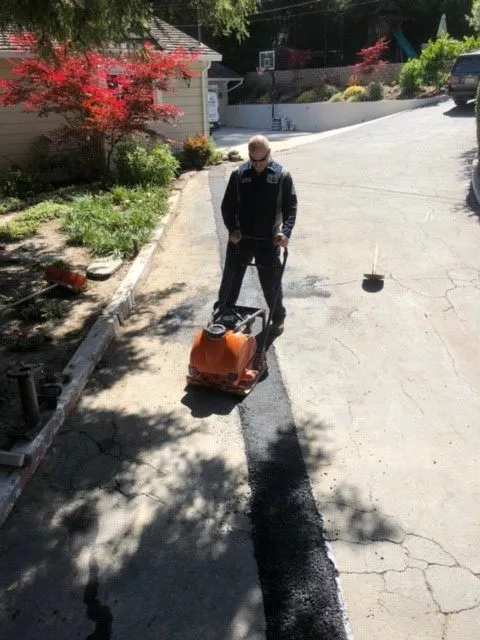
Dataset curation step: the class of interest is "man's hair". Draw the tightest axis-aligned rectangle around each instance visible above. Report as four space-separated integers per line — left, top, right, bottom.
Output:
248 135 270 154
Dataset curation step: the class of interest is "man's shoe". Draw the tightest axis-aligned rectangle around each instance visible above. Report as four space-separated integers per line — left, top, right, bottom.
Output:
270 320 285 336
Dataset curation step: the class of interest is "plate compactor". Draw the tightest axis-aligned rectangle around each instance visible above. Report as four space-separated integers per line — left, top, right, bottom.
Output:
187 243 288 396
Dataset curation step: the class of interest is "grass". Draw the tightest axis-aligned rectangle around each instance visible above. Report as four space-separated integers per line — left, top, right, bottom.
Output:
0 183 169 258
0 201 72 241
61 185 169 258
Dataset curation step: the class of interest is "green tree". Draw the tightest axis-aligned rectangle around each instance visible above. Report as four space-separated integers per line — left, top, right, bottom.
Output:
468 0 480 32
155 0 259 41
0 0 259 56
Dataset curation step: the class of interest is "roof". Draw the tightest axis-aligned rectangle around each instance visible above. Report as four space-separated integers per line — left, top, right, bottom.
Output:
0 18 222 60
147 17 220 59
208 62 242 80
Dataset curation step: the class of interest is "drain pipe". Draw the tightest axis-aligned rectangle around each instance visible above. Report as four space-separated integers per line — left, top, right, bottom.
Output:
202 61 211 136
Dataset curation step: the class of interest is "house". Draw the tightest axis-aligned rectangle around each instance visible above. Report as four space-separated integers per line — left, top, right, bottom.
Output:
0 18 221 171
207 62 243 127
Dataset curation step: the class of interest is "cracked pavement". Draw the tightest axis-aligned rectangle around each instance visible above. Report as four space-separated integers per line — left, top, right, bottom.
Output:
274 100 480 639
0 99 478 639
0 173 263 640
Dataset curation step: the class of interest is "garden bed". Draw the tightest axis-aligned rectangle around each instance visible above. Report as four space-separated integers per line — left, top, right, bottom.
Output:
0 183 171 450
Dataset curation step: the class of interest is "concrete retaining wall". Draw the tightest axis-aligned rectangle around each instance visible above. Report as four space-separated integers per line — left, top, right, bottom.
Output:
224 96 445 133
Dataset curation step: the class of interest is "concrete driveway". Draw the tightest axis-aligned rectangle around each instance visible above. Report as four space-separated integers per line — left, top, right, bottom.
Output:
0 99 478 640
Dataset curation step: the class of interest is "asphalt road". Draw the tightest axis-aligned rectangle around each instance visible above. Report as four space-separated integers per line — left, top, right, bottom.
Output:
270 99 480 640
0 99 478 640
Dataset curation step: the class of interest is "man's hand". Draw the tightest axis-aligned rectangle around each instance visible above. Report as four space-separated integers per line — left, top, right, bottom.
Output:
275 233 289 248
229 230 242 244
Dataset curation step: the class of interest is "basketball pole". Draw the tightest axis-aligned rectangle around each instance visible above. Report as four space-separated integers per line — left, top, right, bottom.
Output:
271 67 275 120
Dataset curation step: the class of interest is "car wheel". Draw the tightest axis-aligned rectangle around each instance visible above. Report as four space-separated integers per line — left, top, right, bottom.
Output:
454 98 467 107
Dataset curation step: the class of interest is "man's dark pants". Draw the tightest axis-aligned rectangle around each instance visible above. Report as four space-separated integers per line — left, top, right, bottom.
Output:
215 240 286 323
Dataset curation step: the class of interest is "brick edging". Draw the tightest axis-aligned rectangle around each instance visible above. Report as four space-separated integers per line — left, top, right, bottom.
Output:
0 172 194 527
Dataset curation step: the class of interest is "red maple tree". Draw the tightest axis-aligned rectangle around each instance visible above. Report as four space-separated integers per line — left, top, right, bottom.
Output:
350 37 390 79
0 34 198 172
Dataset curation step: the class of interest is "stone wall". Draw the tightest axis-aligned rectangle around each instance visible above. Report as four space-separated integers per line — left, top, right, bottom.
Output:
241 63 404 97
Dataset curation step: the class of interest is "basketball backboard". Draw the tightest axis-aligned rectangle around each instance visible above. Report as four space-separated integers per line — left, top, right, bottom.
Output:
259 50 275 71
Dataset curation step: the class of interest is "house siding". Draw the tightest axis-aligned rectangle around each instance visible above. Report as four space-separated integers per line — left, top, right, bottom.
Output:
0 58 211 171
150 61 210 142
0 59 64 170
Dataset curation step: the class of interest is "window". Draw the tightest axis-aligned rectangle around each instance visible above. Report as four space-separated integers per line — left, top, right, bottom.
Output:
453 57 480 74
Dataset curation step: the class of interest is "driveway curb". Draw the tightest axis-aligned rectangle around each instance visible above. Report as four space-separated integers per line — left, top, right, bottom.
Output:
0 172 194 527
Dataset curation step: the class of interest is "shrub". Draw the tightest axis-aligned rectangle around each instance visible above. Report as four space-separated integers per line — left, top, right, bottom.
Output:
347 74 361 87
399 59 423 98
0 166 44 199
342 85 366 101
350 37 390 79
420 35 462 88
278 93 296 104
296 89 317 103
181 134 212 170
207 140 225 165
346 92 367 102
329 92 344 102
257 92 271 104
367 81 384 101
115 141 179 187
29 130 105 184
419 35 480 89
0 197 22 215
324 84 340 100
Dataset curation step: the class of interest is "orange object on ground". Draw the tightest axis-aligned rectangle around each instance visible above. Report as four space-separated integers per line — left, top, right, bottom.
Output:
187 244 287 396
187 324 266 395
0 264 87 317
44 265 87 293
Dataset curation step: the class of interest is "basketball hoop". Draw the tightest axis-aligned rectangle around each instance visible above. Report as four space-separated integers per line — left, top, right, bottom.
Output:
256 66 266 76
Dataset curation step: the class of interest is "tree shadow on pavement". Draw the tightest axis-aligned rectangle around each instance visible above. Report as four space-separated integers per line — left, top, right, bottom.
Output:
319 485 404 544
0 388 407 640
0 400 264 640
293 419 404 545
0 286 406 640
236 412 402 639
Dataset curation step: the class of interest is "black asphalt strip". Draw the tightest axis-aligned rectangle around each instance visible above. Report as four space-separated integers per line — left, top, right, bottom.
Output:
209 166 350 640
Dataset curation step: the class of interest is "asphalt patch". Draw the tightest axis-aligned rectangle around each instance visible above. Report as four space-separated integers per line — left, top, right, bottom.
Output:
208 166 350 639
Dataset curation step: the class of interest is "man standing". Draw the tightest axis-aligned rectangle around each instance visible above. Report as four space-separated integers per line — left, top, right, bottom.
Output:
215 135 297 335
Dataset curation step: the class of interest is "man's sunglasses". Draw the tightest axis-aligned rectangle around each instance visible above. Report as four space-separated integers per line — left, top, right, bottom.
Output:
249 150 270 164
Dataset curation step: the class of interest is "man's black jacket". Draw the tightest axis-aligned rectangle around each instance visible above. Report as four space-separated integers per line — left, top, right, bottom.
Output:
221 160 297 239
